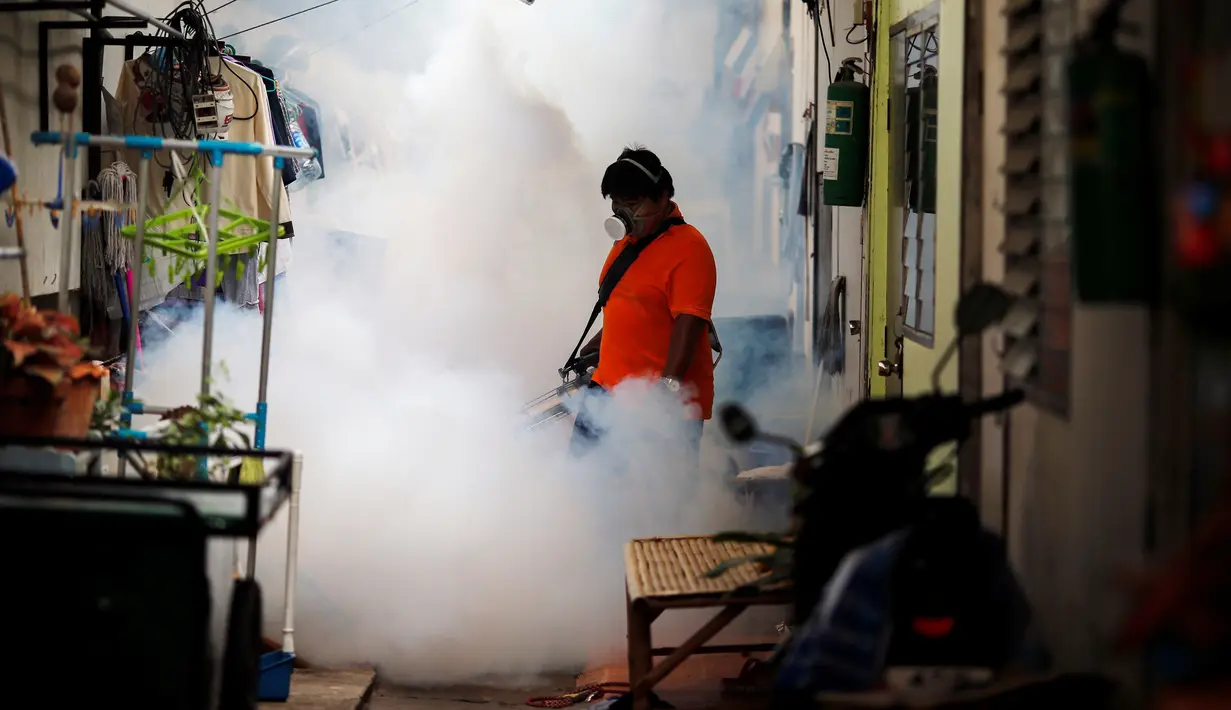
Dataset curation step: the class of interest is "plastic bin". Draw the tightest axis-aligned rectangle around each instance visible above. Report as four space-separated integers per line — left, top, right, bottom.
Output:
258 650 297 702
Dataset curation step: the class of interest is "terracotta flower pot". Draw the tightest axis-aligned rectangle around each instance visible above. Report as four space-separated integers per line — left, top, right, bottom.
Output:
0 374 101 439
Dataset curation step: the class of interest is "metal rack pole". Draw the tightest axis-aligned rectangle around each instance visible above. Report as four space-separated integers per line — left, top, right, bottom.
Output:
56 129 78 314
117 152 150 479
201 152 222 399
101 0 186 39
281 451 302 654
31 132 318 161
254 158 283 449
197 151 223 483
244 156 284 577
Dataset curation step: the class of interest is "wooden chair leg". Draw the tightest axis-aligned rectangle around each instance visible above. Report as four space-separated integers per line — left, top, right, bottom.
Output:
626 591 655 710
637 604 747 693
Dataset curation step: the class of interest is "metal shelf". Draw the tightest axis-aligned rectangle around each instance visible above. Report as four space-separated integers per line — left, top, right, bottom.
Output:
0 436 296 537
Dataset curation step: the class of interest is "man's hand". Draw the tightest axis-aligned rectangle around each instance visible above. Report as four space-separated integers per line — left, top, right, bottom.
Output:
579 329 602 357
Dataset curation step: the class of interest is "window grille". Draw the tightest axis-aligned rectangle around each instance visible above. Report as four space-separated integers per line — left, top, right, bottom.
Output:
898 22 940 342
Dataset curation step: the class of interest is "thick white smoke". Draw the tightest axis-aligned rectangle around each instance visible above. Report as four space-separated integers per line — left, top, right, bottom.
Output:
123 0 810 684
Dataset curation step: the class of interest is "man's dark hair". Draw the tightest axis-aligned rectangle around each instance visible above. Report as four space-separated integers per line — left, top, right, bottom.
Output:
600 145 675 201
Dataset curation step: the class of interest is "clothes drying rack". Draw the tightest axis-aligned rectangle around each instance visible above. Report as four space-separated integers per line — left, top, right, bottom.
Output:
27 128 317 661
30 130 314 454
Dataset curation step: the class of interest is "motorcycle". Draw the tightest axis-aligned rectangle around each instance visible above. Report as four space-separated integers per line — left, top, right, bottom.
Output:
716 282 1032 698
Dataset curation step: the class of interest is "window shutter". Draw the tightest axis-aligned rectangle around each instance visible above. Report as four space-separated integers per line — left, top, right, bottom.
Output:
1000 0 1073 413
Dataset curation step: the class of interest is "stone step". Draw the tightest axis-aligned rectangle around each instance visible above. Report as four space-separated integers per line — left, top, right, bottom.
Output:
258 667 376 710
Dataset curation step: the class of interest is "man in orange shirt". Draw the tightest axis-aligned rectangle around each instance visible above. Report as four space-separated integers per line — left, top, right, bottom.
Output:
569 146 718 458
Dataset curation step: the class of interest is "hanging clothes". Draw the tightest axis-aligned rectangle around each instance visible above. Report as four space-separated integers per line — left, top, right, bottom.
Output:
297 103 324 179
242 61 299 186
282 86 326 189
114 54 296 307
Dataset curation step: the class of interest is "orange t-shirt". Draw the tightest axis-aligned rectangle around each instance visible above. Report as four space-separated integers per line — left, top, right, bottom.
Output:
590 205 717 420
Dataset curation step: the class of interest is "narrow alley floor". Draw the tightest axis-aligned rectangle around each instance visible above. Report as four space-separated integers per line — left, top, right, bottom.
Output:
368 680 761 710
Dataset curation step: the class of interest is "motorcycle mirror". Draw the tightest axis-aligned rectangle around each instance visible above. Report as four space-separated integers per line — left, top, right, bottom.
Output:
719 403 759 444
954 282 1015 337
930 283 1016 392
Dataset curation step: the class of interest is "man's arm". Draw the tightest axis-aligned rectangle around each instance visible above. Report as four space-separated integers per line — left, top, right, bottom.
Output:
663 316 708 380
662 236 718 381
580 330 602 356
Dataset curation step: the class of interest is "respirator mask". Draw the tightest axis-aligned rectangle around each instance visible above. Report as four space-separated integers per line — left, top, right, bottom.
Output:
603 157 663 240
603 209 636 241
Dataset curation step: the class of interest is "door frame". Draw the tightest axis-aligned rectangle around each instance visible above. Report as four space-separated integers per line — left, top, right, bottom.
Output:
881 2 942 397
957 0 985 501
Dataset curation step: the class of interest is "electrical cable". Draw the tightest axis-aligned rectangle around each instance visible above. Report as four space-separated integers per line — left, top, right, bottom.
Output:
135 1 223 178
218 0 343 41
826 0 837 59
303 0 424 59
207 0 242 14
846 24 868 45
221 60 259 121
809 3 832 85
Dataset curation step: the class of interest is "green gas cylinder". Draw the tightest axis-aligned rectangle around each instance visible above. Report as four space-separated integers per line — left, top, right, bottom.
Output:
823 58 871 207
1069 38 1156 304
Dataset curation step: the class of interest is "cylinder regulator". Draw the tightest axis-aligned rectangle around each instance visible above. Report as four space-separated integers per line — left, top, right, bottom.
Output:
823 58 871 208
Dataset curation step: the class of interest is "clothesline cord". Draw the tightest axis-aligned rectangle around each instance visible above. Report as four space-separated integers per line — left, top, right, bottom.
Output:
219 0 342 40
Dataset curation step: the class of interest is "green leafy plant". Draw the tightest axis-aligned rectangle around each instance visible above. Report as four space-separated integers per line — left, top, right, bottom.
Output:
704 531 795 591
155 391 252 481
90 388 124 436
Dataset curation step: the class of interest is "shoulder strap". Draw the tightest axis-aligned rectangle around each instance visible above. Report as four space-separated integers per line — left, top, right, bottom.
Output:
598 216 684 307
560 217 685 378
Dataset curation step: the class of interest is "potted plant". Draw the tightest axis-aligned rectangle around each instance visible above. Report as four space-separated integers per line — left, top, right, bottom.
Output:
0 293 106 438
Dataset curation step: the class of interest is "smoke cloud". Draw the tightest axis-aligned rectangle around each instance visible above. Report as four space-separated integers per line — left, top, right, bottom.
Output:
122 0 817 684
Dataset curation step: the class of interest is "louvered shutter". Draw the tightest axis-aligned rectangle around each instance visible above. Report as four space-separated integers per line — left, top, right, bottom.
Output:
1001 0 1073 412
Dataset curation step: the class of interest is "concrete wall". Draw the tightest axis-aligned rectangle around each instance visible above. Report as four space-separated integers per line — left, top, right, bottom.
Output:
786 0 868 408
979 0 1156 679
789 2 818 363
0 9 88 297
828 0 868 409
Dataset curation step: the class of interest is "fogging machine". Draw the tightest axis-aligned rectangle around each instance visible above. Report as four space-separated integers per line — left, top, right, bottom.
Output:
521 350 598 431
520 215 725 431
519 217 689 432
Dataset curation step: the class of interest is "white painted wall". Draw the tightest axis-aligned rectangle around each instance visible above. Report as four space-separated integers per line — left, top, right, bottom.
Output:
789 1 817 362
818 0 867 407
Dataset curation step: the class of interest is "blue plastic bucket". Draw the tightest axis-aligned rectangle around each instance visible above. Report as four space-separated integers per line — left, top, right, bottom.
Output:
257 650 296 702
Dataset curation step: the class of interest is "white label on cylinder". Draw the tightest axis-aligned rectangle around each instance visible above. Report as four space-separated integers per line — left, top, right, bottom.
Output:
822 146 840 181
